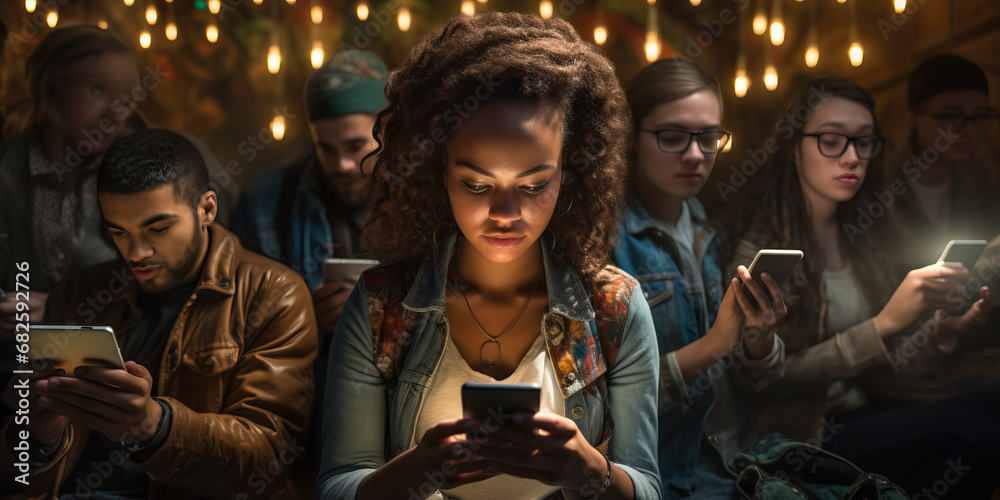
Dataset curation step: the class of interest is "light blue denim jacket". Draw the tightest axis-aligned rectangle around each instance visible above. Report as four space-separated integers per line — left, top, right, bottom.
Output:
614 198 784 498
316 234 661 499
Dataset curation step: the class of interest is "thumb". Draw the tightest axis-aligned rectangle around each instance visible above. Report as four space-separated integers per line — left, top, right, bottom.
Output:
125 360 152 381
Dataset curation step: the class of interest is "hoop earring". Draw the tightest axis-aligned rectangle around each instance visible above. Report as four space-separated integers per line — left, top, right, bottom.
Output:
545 227 556 253
432 223 447 251
560 195 574 217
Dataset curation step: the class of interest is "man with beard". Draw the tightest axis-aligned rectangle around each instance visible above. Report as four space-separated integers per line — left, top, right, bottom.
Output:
2 129 317 498
232 51 387 341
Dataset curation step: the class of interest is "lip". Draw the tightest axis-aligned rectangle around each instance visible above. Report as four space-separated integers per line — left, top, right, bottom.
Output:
676 173 704 182
482 235 525 250
836 174 859 185
132 266 160 281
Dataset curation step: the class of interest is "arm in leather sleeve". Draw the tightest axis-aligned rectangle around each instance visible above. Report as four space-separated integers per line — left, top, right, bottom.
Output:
130 270 318 499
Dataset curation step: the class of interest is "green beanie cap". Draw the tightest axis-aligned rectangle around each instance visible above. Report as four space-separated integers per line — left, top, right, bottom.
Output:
304 50 388 121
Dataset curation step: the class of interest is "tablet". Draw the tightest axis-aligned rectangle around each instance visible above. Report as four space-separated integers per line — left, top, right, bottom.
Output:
462 382 540 423
27 325 126 374
322 258 380 287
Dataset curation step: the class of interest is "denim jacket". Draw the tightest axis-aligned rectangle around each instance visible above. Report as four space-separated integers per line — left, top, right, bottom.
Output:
231 155 363 290
316 233 661 500
614 198 783 498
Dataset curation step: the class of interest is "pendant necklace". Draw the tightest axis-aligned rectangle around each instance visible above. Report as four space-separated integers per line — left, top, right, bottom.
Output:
462 271 543 369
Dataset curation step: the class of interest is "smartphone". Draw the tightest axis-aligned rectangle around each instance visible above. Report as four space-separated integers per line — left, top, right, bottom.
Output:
937 240 988 313
321 258 380 288
461 382 540 423
27 325 126 374
936 240 988 270
741 249 804 308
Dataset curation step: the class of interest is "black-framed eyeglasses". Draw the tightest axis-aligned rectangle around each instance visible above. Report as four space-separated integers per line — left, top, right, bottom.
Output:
801 132 884 160
642 129 732 154
920 108 999 131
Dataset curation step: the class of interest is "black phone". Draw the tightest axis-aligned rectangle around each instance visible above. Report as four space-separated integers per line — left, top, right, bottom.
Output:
937 240 988 313
740 249 803 309
461 382 540 423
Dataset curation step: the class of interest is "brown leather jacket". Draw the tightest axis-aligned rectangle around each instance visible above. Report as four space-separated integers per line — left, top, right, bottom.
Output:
3 224 318 499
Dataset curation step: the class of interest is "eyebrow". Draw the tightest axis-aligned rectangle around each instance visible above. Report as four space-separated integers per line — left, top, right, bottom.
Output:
650 122 721 131
814 121 874 131
104 214 178 230
456 161 556 178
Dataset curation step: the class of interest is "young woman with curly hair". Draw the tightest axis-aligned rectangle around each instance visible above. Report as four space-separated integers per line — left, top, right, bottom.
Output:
614 58 788 499
720 76 998 497
316 11 660 500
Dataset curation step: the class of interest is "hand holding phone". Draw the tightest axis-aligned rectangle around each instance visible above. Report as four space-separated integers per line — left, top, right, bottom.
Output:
27 325 125 374
461 382 540 423
740 249 803 309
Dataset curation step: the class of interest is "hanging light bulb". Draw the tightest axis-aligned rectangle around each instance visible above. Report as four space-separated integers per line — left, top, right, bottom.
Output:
139 30 151 48
836 0 846 3
461 0 475 15
98 20 109 29
146 5 158 24
208 0 220 14
769 0 783 45
271 114 286 141
311 5 323 24
206 24 219 43
734 69 749 98
25 0 36 14
691 0 701 5
124 0 134 6
770 19 784 45
894 0 906 13
477 0 487 3
166 22 178 41
287 0 296 5
252 0 263 4
594 25 607 45
46 9 57 27
752 4 767 35
764 65 778 91
357 2 369 20
397 8 411 31
644 32 659 62
849 43 864 66
539 1 553 19
267 44 281 73
311 41 324 69
722 136 732 152
805 45 819 67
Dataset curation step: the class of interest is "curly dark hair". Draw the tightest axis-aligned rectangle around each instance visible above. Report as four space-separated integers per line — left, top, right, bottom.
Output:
361 11 631 282
719 77 904 353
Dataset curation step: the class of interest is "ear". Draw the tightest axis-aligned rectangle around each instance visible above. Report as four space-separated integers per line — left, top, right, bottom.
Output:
197 190 218 228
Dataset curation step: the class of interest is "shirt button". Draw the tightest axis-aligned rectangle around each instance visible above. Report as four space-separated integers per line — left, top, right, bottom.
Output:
217 278 231 288
571 406 584 419
565 372 576 383
708 435 718 444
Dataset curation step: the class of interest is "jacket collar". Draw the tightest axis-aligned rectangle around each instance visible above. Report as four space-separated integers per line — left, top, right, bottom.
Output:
402 232 595 322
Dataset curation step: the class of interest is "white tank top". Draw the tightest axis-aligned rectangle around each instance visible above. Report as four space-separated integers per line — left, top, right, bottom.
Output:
412 332 566 500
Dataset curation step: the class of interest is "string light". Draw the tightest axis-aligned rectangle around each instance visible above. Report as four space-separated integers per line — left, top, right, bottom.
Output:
836 0 846 3
722 137 732 152
206 23 219 43
805 1 818 68
98 20 109 29
461 1 475 15
894 0 906 13
691 0 701 5
25 0 35 13
46 9 57 27
124 0 134 6
311 5 323 24
735 69 749 98
166 22 178 41
644 2 659 62
397 8 411 31
849 43 864 66
540 1 553 19
357 2 369 20
287 0 296 5
146 5 158 24
764 65 778 91
594 25 607 45
848 0 863 66
271 114 286 141
208 0 220 14
140 30 151 48
311 41 324 69
252 0 263 5
769 0 783 45
805 46 819 68
477 0 487 3
752 0 767 35
267 44 281 73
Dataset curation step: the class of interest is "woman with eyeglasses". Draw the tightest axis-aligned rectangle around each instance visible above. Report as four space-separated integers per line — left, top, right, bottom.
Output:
613 59 788 499
720 76 1000 497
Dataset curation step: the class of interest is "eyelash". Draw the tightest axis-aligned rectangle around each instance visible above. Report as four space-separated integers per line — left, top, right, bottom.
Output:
461 181 549 195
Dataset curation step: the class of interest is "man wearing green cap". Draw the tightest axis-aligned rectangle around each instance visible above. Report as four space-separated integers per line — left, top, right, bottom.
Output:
232 51 387 341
